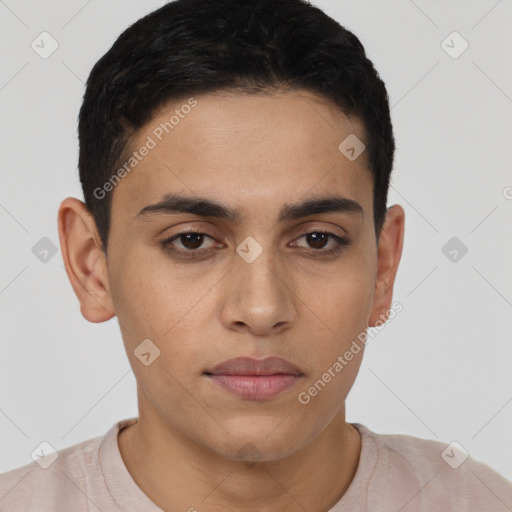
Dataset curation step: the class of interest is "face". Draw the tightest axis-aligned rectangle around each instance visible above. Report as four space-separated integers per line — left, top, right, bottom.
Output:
60 89 404 462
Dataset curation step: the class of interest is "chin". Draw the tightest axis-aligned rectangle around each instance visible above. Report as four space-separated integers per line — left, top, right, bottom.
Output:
205 421 310 463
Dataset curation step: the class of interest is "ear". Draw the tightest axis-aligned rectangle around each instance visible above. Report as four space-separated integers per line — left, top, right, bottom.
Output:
57 197 115 323
368 204 405 326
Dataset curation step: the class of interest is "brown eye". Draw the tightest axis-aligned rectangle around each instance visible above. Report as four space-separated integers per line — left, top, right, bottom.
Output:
292 230 350 257
178 233 206 250
161 231 219 257
305 232 329 249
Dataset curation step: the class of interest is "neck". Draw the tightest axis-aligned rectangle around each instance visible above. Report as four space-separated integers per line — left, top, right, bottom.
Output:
118 404 361 512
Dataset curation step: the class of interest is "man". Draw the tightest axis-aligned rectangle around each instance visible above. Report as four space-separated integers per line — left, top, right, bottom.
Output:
1 0 510 510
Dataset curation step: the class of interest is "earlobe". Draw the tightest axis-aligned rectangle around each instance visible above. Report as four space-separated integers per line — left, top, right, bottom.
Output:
368 204 405 327
57 197 116 323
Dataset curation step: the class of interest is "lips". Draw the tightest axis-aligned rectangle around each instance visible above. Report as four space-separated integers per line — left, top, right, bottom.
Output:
204 357 304 400
205 356 304 376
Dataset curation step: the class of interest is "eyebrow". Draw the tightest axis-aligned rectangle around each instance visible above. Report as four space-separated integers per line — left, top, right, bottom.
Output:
134 193 364 223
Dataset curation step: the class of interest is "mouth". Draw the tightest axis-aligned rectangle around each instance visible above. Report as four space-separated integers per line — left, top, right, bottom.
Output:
204 356 304 400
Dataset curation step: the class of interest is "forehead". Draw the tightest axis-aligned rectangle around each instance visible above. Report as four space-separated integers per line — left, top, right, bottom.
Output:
110 90 372 224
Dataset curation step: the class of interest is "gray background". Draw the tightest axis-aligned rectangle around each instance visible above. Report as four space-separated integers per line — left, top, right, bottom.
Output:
1 0 511 482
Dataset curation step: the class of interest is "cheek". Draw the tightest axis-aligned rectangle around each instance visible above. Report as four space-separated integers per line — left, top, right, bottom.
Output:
106 241 163 391
294 256 374 379
107 246 218 367
302 261 374 336
106 245 178 342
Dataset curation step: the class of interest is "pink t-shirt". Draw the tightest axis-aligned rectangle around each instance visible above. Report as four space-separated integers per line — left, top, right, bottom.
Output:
1 417 511 511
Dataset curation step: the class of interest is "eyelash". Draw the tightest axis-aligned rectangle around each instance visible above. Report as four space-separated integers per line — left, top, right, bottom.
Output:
160 230 350 259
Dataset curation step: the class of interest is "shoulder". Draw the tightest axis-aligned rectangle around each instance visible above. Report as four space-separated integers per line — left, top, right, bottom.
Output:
0 431 105 511
355 424 512 511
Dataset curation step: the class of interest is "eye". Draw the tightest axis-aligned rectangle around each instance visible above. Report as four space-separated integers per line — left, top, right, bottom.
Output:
292 230 350 257
160 229 350 259
161 231 220 257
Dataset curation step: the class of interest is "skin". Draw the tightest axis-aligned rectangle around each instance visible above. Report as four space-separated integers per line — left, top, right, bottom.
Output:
58 89 405 512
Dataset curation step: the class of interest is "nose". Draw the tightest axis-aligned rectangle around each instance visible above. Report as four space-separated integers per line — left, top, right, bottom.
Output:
220 243 297 337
